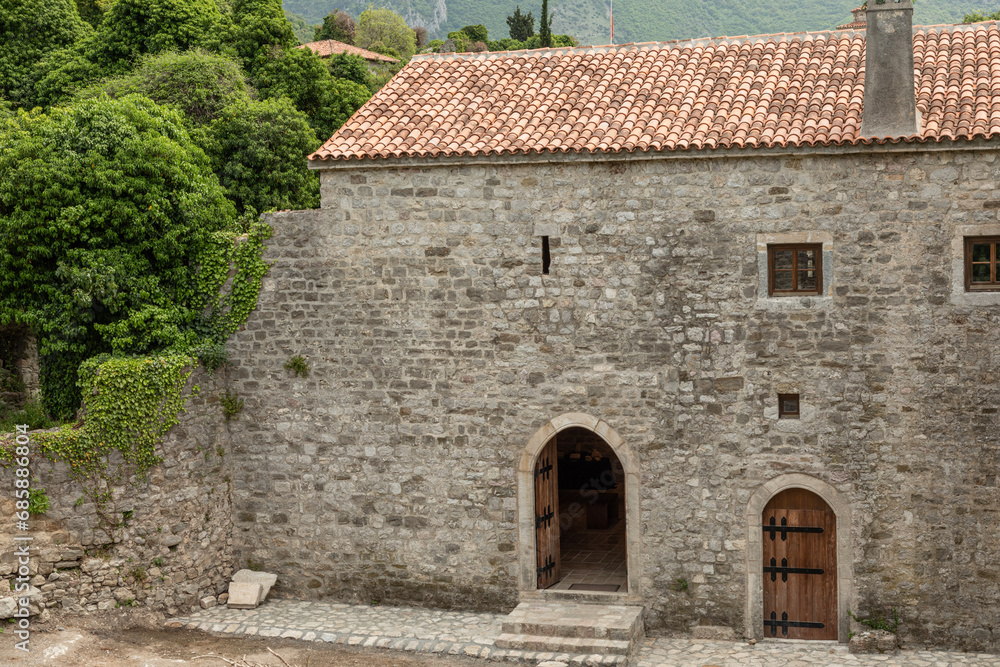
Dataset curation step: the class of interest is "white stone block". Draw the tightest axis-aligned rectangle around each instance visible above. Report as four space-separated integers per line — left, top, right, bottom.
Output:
227 582 263 609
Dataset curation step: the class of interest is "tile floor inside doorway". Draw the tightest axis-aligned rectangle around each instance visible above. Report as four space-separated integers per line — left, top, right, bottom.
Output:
546 492 627 591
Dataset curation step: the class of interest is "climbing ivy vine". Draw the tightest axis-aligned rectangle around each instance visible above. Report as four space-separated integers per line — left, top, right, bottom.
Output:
1 221 273 541
31 354 194 542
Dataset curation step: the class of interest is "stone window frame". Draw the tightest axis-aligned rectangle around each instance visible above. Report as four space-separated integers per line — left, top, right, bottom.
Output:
756 232 834 308
951 224 1000 306
964 236 1000 292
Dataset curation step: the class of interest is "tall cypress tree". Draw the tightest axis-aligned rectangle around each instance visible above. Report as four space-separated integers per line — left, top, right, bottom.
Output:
539 0 552 47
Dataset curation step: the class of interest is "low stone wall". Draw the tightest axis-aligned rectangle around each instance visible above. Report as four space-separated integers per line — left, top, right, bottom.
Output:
0 368 234 617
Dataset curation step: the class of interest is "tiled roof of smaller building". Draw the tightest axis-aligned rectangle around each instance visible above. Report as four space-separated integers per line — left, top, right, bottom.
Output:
297 39 398 63
837 6 867 30
310 22 1000 163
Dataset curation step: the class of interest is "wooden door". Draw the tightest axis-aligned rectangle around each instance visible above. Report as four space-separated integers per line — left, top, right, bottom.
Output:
762 489 837 640
534 437 560 589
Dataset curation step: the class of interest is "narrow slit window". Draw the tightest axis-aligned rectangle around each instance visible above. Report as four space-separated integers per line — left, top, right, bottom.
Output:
778 393 800 419
542 236 551 275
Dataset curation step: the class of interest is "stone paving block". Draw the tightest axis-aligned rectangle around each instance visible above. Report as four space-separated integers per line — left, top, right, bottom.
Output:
226 582 262 609
691 625 735 640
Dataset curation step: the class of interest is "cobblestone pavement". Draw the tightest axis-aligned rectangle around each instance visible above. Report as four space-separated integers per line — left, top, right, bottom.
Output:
634 638 1000 666
169 601 1000 666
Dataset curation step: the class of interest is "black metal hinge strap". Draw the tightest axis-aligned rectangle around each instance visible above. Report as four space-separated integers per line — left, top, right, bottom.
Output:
764 557 824 582
536 555 555 577
766 611 825 637
763 515 824 541
535 459 553 480
535 505 554 529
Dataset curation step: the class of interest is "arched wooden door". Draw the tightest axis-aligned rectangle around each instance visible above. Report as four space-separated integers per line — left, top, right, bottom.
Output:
762 489 837 640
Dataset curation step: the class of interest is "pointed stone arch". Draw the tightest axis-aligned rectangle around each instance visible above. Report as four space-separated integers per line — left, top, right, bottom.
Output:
517 413 642 598
745 473 855 642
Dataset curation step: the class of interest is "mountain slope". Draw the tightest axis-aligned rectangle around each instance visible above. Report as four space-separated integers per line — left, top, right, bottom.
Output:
284 0 996 46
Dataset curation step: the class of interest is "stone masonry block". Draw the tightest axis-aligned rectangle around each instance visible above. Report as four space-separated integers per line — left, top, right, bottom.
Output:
227 582 262 609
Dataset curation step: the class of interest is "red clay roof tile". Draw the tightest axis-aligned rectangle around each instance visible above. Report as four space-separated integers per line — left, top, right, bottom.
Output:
296 39 398 63
311 23 1000 163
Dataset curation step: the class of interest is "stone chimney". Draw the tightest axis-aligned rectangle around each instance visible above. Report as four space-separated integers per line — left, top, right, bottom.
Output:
860 0 919 138
837 6 867 29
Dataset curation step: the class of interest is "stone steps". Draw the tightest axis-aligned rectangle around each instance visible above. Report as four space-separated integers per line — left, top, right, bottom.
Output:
496 632 632 655
496 601 644 661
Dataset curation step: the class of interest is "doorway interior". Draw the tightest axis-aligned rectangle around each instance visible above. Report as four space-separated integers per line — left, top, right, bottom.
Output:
535 427 627 592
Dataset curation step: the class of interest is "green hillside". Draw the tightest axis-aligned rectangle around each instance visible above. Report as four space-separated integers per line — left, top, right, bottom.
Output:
284 0 996 46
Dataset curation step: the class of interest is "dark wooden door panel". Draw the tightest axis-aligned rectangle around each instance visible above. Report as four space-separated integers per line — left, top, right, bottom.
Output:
535 438 560 589
763 495 837 640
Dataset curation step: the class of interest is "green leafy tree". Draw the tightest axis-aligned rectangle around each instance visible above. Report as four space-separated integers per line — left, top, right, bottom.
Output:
25 47 102 109
75 0 115 28
965 10 1000 21
445 31 471 53
89 0 223 71
314 9 355 43
77 50 253 126
251 46 369 142
355 7 415 62
506 5 535 41
26 0 225 109
327 52 371 88
460 24 488 42
0 0 91 105
205 97 319 214
0 95 238 416
539 0 553 48
229 0 297 69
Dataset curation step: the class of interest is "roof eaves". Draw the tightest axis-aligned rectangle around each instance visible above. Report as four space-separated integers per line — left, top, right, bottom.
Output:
308 134 1000 170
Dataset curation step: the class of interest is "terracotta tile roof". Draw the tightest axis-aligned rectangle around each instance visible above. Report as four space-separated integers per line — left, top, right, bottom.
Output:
297 39 398 63
310 22 1000 163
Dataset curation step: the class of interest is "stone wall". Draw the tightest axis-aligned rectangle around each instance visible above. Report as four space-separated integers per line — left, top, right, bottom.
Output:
226 148 1000 651
0 369 235 616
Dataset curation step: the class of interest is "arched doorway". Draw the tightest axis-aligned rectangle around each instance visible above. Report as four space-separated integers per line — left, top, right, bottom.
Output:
762 489 837 639
745 474 854 641
517 413 641 597
535 427 626 591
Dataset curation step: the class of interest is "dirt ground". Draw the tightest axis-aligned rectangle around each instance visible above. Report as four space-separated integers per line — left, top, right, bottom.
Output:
0 609 487 667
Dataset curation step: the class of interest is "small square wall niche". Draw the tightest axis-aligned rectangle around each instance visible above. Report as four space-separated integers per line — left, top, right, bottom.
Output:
778 393 800 419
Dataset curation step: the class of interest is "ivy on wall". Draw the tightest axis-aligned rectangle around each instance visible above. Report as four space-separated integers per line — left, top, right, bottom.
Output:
33 354 194 541
1 220 273 540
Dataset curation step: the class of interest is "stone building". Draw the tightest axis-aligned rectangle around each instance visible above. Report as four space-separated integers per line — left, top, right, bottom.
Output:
225 2 1000 651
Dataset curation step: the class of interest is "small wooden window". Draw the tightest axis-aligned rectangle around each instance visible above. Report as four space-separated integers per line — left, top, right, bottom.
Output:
965 236 1000 291
542 236 551 275
767 244 822 296
778 393 800 419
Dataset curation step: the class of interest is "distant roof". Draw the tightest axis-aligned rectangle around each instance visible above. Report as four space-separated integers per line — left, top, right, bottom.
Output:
297 39 398 63
837 6 867 30
310 22 1000 164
